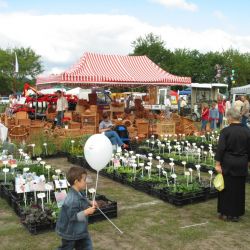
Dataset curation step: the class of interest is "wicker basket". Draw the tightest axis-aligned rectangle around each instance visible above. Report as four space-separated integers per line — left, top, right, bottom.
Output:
9 125 29 142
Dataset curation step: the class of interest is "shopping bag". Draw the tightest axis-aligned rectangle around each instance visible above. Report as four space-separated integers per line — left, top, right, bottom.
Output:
213 173 224 191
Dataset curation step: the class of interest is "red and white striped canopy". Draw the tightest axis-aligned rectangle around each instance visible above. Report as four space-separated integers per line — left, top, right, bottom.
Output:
36 52 191 87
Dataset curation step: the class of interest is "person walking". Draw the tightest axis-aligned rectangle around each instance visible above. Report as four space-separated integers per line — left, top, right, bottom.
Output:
215 108 250 222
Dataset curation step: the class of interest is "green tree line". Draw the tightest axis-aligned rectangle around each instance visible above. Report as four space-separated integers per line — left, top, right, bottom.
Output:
131 33 250 90
0 47 43 95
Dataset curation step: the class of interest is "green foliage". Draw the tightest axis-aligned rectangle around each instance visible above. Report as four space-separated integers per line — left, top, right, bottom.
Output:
27 133 57 156
131 33 250 87
62 134 91 156
0 47 43 94
169 181 202 194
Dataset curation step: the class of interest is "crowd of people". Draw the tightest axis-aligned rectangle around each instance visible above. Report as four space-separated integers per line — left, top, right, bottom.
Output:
201 95 249 131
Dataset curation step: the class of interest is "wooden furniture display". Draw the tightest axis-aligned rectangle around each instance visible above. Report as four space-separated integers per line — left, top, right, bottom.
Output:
81 114 97 134
15 111 28 120
17 119 31 126
69 122 81 129
181 117 197 135
110 103 125 119
156 122 175 136
137 121 149 138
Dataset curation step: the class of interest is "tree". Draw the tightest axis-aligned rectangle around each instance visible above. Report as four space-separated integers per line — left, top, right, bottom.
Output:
130 33 250 87
131 33 173 70
0 47 43 94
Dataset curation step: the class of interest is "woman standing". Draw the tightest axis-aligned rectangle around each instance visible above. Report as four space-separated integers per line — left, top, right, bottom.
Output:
215 108 250 222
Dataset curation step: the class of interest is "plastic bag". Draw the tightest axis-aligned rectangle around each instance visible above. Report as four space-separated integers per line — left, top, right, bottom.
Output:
213 173 224 191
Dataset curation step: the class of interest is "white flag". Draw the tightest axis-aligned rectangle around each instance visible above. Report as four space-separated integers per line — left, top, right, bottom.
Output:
15 52 19 73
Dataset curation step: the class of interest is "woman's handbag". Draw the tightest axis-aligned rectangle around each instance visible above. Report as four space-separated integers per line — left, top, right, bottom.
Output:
213 173 224 191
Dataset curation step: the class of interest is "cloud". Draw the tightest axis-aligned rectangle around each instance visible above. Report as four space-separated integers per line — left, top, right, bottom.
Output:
0 12 250 74
0 0 8 8
151 0 198 12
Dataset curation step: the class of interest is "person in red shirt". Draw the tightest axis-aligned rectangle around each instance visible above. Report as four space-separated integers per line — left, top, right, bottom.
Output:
201 103 209 132
217 96 225 128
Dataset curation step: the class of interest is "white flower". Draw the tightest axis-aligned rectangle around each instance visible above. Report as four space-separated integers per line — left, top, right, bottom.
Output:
88 188 96 194
195 165 201 170
45 165 51 170
23 167 29 172
171 173 177 179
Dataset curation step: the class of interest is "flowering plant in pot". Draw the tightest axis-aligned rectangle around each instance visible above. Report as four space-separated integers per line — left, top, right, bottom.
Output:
62 117 71 129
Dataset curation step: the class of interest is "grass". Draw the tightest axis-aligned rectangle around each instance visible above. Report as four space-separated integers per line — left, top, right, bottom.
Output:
0 157 250 250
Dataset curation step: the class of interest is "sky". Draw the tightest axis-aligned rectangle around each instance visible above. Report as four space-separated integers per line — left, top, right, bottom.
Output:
0 0 250 75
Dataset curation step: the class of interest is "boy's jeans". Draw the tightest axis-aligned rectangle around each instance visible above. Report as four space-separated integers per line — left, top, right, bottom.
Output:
58 236 93 250
210 119 217 130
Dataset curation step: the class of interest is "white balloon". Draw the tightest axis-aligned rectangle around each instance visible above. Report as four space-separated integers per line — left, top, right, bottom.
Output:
84 134 113 172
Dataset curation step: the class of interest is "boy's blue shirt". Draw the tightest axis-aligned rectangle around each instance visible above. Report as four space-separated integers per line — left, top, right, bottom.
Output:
209 108 219 119
56 187 90 240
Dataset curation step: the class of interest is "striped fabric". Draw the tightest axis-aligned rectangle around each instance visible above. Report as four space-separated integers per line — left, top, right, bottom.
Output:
36 52 191 87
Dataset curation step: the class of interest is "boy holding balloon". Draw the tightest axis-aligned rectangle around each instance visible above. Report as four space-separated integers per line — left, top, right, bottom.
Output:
56 167 96 250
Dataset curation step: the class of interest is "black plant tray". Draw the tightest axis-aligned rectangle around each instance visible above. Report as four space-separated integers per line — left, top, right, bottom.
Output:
23 221 56 235
89 195 117 224
67 156 219 206
0 182 118 234
31 152 68 161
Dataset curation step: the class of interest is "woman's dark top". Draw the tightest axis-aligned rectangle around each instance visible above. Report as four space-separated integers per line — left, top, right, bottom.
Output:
215 123 250 176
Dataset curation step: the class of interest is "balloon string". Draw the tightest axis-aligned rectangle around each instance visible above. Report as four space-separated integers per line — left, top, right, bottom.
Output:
97 206 123 234
93 171 99 204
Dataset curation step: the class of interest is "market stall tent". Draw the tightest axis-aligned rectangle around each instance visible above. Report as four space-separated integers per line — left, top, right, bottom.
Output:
36 52 191 88
231 84 250 95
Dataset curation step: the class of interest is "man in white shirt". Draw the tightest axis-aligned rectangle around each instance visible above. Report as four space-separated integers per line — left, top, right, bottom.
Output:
164 96 171 119
180 97 187 116
56 90 68 127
